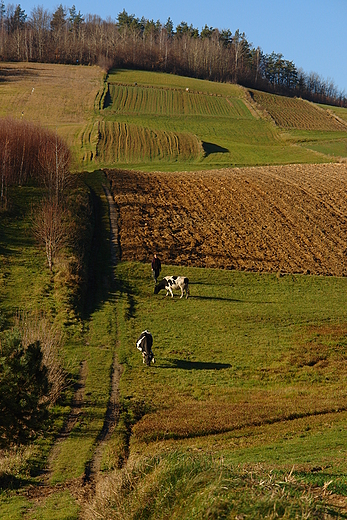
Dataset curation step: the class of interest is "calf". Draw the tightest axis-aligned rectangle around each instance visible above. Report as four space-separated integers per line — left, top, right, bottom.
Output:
136 330 155 366
154 276 189 299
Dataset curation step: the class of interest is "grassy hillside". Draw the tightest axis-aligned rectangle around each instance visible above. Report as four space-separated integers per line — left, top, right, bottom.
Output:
86 260 347 518
100 70 347 170
0 63 103 169
1 174 347 518
0 174 117 518
1 63 347 171
1 63 347 518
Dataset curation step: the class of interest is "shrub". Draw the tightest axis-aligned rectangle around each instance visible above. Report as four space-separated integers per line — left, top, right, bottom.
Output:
0 330 49 447
17 313 70 405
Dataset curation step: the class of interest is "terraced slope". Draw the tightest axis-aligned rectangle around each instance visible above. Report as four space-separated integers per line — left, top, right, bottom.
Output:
100 70 331 169
105 84 252 118
107 163 347 276
96 121 203 163
251 90 347 130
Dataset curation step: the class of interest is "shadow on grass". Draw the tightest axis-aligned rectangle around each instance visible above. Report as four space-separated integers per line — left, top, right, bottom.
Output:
192 294 275 304
202 142 229 156
114 276 138 319
0 67 39 83
192 295 242 303
0 474 33 491
162 359 231 370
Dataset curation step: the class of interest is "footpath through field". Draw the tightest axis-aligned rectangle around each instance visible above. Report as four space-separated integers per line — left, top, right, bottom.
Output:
18 178 122 518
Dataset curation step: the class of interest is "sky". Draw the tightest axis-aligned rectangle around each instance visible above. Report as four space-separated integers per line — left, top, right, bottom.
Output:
20 0 347 93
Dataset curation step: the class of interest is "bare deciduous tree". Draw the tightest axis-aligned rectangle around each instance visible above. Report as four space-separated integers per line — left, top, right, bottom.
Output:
38 133 71 203
32 198 67 271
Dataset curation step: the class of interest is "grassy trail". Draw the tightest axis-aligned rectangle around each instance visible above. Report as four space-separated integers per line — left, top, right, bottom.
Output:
0 173 121 519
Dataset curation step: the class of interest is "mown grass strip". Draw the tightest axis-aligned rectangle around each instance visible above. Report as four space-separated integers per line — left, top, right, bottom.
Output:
106 84 252 118
251 89 347 131
0 63 338 171
94 121 202 164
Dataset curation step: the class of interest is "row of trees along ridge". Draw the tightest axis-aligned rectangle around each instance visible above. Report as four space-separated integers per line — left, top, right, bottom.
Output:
0 4 346 107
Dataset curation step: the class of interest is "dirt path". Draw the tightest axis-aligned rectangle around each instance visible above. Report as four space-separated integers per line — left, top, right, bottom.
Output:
84 354 122 479
47 360 88 471
80 185 123 509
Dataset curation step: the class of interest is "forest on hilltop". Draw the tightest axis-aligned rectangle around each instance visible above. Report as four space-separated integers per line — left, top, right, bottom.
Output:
0 4 346 107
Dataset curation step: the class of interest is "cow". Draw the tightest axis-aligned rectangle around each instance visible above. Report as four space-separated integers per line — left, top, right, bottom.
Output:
154 276 189 299
136 330 155 366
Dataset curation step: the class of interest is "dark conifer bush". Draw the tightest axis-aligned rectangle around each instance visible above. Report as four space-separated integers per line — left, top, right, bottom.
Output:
0 331 49 447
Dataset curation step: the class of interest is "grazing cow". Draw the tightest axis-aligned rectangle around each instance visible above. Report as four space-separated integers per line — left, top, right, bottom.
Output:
154 276 189 299
136 330 155 366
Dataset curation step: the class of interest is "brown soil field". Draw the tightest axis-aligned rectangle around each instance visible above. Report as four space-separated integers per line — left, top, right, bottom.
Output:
106 163 347 276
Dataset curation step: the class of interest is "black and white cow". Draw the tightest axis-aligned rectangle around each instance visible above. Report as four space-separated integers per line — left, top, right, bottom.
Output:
136 330 155 366
154 276 189 299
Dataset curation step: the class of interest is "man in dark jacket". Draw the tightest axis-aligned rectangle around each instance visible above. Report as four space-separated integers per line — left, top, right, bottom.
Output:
151 253 161 283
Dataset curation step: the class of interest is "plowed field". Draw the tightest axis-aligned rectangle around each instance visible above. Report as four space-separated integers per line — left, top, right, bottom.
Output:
107 163 347 276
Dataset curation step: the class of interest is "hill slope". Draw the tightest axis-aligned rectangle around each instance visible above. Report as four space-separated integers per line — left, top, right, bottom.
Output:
1 63 347 171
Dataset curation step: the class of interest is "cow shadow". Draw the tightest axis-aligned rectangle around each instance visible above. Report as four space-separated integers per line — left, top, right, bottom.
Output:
192 295 242 303
162 359 231 370
191 295 275 304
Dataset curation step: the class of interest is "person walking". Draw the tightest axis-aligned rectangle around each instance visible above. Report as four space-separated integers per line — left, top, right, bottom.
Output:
151 253 161 283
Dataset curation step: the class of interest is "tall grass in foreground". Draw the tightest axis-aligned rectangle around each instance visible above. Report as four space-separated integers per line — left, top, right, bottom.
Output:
88 451 342 519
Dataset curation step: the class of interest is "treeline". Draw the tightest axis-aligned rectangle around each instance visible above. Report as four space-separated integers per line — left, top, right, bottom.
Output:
0 4 346 106
0 118 95 309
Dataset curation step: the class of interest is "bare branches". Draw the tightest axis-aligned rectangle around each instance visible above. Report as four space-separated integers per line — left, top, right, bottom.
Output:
38 132 71 203
0 118 71 198
0 7 345 106
32 198 68 271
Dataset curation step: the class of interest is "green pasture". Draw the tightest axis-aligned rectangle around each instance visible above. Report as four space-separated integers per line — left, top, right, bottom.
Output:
1 179 347 517
92 260 347 518
286 129 347 158
91 69 331 170
114 262 347 444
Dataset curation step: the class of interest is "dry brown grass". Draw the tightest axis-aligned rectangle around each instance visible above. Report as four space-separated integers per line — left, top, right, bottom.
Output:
0 63 103 164
132 389 347 442
16 312 69 404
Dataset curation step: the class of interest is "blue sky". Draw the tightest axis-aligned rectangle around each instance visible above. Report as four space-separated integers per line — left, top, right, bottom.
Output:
20 0 347 93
